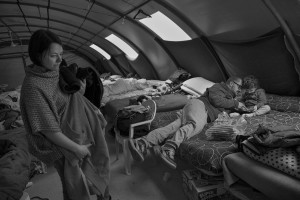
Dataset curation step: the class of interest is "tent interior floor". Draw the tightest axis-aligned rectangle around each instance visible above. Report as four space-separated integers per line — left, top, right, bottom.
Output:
25 130 188 200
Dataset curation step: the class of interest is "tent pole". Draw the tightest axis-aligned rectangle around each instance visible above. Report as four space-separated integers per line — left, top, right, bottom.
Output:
261 0 300 74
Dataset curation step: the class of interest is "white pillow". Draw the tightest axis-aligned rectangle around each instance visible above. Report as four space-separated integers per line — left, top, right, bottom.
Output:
180 85 201 97
181 77 215 96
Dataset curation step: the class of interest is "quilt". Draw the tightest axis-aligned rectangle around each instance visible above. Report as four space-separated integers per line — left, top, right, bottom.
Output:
178 93 300 176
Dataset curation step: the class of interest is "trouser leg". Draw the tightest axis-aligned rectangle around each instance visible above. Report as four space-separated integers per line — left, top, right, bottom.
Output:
255 105 271 116
142 116 182 148
170 99 207 147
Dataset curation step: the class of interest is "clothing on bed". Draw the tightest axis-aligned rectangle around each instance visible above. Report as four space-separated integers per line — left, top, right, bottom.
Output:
242 124 300 155
101 78 167 106
0 90 23 130
0 128 31 200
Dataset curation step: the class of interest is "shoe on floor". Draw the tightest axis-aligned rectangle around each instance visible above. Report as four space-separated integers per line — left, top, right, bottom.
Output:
160 146 177 169
128 138 147 162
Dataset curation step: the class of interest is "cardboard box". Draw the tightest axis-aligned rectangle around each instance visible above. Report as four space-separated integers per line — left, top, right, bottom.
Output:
182 169 228 200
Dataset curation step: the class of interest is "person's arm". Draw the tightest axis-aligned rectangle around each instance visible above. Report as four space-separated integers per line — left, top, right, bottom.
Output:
42 131 91 160
255 89 268 108
208 85 240 109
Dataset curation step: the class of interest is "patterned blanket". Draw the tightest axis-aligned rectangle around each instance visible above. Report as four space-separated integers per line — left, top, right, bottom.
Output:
151 93 300 176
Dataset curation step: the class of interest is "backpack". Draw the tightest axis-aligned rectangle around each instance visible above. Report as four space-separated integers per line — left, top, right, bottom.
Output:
115 105 150 137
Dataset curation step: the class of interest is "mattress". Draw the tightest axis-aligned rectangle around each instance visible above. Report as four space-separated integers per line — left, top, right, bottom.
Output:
222 152 300 200
178 109 300 176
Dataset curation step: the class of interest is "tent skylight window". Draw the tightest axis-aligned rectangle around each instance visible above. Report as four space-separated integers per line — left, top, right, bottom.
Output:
105 34 138 60
90 44 111 60
139 11 191 41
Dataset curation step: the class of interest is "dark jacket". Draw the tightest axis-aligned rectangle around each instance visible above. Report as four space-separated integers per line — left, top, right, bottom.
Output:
242 88 267 108
198 82 239 122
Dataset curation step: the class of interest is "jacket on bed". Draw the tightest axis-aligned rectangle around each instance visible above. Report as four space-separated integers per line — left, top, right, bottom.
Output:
198 82 239 122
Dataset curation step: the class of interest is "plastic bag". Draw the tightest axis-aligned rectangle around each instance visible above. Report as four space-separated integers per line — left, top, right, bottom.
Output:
205 112 247 141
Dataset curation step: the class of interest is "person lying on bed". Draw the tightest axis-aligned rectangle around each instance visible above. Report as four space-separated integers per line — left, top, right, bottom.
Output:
20 29 110 200
128 76 246 169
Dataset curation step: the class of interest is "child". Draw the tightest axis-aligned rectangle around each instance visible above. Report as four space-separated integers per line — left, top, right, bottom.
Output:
240 75 271 117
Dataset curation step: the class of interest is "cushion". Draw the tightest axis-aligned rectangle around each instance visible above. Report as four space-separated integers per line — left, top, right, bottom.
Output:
181 77 215 96
180 85 201 97
267 93 300 113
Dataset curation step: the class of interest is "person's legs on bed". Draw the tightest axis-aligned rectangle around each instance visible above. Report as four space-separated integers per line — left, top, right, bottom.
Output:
254 105 271 116
243 105 271 117
129 115 182 162
160 99 208 169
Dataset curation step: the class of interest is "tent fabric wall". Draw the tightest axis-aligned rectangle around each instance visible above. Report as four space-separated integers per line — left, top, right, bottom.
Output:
0 57 25 89
112 55 136 76
161 38 225 83
96 58 123 76
129 54 158 80
209 29 300 96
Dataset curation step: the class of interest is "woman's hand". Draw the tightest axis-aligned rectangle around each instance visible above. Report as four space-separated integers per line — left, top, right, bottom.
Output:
253 105 258 111
74 143 92 160
78 79 86 95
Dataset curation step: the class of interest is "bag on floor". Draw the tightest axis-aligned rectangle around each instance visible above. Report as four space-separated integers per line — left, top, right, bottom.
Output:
115 105 150 137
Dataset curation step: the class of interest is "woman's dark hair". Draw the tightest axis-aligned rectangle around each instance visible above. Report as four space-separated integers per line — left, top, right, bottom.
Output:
28 29 62 66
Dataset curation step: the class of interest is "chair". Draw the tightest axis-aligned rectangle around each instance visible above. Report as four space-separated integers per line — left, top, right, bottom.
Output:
114 99 157 175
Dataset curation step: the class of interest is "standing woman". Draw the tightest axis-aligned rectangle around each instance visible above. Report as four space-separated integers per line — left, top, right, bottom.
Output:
20 29 110 200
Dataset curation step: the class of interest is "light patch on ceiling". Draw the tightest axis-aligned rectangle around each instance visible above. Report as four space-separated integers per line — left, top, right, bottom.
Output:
105 34 138 60
89 44 111 60
139 11 191 41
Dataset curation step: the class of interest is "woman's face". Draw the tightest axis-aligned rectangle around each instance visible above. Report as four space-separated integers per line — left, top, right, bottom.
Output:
41 43 63 71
